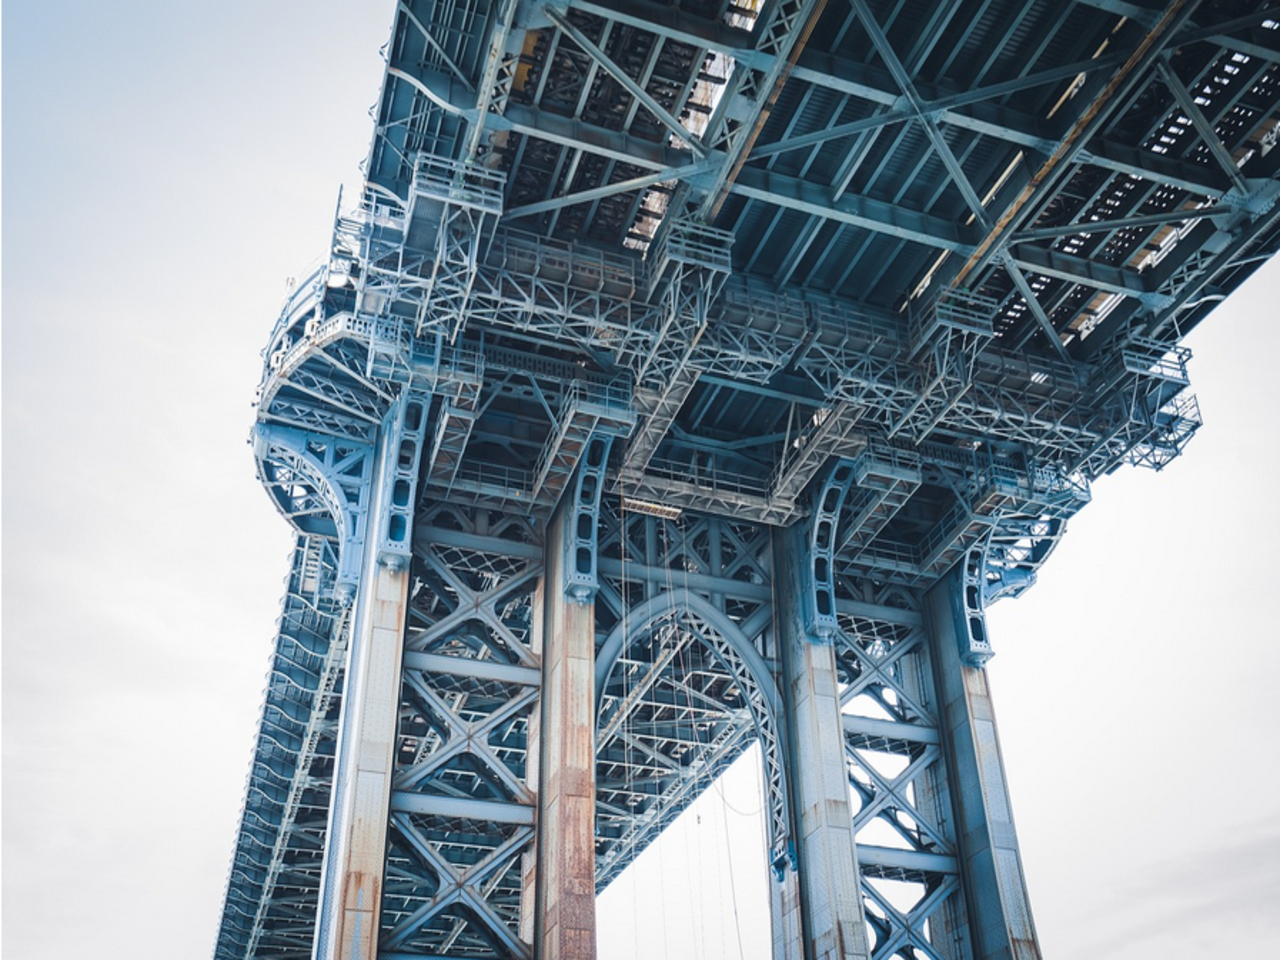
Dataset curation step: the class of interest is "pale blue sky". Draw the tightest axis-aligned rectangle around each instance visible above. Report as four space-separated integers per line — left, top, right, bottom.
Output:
3 3 1277 959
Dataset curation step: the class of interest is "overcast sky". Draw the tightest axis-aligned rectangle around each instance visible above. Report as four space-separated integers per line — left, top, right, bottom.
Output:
3 3 1277 959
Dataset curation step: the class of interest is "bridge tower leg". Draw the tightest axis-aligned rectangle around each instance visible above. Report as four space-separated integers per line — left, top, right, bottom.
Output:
772 523 873 960
314 394 427 960
531 496 600 960
921 571 1041 960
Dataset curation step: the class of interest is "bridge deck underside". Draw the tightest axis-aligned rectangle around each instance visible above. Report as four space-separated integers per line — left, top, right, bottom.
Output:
248 0 1280 533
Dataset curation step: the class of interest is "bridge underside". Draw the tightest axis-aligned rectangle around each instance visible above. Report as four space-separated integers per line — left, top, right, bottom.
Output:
216 1 1280 958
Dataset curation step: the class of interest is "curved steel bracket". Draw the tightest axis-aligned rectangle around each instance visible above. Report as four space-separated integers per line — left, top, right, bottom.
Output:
955 548 996 668
252 423 374 601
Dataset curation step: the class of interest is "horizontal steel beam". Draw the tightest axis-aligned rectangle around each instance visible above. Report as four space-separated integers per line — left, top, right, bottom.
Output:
842 714 940 745
597 556 773 602
402 651 541 687
856 844 958 875
1207 26 1280 64
1011 204 1228 242
487 103 697 171
1081 139 1231 199
415 525 543 561
1012 245 1151 297
834 597 923 627
558 0 760 63
389 792 536 825
731 166 977 253
503 158 718 220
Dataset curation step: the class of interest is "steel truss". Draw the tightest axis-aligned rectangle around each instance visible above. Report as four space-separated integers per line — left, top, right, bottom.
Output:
593 508 789 886
219 1 1280 959
381 502 543 957
215 536 349 960
257 175 1210 531
836 605 969 960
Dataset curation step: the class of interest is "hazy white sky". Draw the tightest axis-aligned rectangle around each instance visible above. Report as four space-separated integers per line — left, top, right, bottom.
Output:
3 3 1277 959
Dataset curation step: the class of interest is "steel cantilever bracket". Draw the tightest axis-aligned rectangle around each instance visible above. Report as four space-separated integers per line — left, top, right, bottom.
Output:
251 423 375 603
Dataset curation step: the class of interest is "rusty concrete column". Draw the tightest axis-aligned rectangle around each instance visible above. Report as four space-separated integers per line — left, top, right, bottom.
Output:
533 500 598 959
773 524 872 960
923 570 1041 960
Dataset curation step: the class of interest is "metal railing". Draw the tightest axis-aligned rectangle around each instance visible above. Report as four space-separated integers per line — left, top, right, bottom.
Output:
411 155 505 213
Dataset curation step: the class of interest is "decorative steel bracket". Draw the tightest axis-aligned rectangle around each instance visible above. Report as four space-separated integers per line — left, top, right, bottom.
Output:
251 423 374 602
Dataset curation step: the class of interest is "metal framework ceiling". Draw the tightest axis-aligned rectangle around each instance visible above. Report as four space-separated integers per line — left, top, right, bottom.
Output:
323 0 1280 520
215 1 1280 957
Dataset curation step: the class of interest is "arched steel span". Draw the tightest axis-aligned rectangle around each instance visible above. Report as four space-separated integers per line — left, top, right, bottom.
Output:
594 588 789 883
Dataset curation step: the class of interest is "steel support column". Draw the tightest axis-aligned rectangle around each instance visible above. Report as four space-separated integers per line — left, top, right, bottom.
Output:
773 523 872 960
533 500 599 959
923 570 1041 960
313 404 418 960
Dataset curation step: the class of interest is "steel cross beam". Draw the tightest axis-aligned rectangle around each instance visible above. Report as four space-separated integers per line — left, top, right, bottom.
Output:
544 6 709 157
947 0 1203 289
847 0 994 232
543 2 1255 207
1153 55 1251 194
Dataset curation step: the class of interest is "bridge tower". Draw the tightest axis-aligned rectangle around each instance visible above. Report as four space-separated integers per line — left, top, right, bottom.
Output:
215 2 1280 959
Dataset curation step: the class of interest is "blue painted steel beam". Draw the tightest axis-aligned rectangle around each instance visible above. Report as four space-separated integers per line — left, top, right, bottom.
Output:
731 165 978 252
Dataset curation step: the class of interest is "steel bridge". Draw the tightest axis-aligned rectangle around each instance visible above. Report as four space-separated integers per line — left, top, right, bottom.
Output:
214 1 1280 958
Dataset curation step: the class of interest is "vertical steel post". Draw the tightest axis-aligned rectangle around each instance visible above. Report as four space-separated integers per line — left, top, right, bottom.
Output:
923 570 1041 960
533 499 599 960
773 524 873 960
312 401 421 960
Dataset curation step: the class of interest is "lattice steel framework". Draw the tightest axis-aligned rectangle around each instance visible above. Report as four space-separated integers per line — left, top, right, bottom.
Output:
216 1 1280 958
